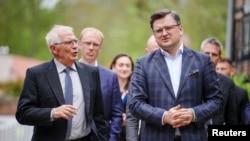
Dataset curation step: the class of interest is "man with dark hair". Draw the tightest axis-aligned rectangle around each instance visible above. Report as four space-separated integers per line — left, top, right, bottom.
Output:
128 9 224 141
216 57 249 124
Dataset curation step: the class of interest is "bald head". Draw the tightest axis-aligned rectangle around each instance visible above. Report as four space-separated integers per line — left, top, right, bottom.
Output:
145 35 159 54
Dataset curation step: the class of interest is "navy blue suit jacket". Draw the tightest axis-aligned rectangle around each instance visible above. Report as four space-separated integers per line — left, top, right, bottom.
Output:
245 102 250 124
98 65 123 141
129 47 224 141
15 60 108 141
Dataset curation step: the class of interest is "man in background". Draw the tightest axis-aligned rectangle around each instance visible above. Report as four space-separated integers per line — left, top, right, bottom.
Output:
216 57 249 124
78 27 123 141
201 37 238 125
145 35 159 54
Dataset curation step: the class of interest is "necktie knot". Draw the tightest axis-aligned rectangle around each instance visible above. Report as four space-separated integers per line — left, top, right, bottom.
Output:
64 67 71 74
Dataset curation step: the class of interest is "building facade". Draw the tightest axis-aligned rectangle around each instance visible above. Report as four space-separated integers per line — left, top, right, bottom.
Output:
227 0 250 75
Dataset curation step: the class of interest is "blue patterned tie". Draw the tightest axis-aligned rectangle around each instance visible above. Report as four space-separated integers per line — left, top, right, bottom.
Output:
64 67 73 138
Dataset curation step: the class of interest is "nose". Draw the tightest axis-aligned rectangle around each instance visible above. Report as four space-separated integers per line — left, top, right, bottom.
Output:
208 53 214 58
73 42 78 48
89 44 94 49
205 53 212 58
216 69 222 73
162 28 168 35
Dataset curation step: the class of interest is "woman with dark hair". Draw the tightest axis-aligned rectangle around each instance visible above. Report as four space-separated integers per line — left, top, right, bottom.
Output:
110 53 134 141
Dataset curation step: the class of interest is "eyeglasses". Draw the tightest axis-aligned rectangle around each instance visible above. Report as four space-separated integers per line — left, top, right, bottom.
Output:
78 41 101 48
54 39 78 46
153 24 180 36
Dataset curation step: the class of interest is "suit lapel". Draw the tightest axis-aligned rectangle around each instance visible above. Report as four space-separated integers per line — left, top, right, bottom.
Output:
177 47 193 98
76 62 90 115
153 51 175 98
46 60 65 105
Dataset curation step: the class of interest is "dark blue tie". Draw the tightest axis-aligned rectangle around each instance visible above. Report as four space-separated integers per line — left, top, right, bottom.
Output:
64 67 73 138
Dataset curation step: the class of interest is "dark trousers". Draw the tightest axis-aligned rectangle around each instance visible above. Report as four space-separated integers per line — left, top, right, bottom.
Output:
174 135 181 141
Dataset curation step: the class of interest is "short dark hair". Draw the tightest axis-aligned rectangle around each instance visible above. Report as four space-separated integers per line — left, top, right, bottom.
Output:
150 9 181 30
218 58 233 67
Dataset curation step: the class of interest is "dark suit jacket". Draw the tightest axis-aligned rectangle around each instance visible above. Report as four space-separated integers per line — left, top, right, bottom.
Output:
15 60 108 141
234 85 249 124
98 65 123 141
128 47 224 141
245 102 250 124
212 73 238 125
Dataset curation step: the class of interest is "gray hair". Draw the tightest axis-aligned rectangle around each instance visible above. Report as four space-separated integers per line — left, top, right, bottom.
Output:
45 25 73 47
200 37 223 55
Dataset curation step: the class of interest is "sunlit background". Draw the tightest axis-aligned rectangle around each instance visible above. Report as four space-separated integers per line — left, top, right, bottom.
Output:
0 0 250 140
0 0 229 64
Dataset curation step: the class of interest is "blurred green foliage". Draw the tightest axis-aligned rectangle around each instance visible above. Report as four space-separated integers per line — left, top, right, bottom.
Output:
0 0 249 100
232 74 250 98
0 0 228 66
0 0 63 60
0 80 23 98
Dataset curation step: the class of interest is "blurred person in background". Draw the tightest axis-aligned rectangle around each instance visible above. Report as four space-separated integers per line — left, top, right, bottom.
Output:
78 27 123 141
145 34 160 54
15 25 108 141
216 57 249 124
181 34 191 47
201 37 238 125
110 53 134 141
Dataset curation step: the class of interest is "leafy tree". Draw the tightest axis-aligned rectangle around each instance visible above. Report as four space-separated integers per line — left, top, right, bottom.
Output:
2 0 249 98
0 0 62 60
0 0 229 65
232 74 250 98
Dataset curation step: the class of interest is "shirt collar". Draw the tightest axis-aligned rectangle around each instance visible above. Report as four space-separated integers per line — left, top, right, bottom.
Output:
54 58 77 73
79 58 98 67
160 43 184 58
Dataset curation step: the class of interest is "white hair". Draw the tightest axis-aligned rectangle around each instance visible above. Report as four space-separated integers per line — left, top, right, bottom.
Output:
45 25 73 47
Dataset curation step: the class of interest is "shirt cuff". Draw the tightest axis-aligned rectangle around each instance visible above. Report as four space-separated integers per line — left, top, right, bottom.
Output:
189 108 196 122
162 111 168 125
50 108 55 122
